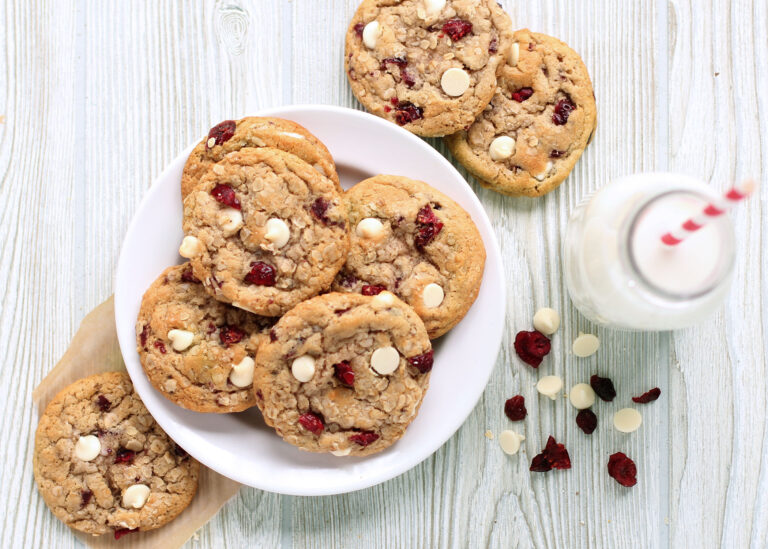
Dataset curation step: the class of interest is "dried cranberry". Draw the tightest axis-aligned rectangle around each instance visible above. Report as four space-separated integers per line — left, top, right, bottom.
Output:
353 22 364 38
310 197 331 224
139 324 150 349
114 528 138 540
269 328 278 342
394 102 424 125
552 97 576 125
219 325 245 347
298 412 324 435
181 265 200 283
384 105 391 112
414 205 444 250
390 97 399 106
513 330 551 368
530 436 571 472
114 448 135 464
414 224 440 250
632 387 661 404
528 42 535 51
608 452 637 487
211 183 241 210
590 375 617 402
153 340 167 354
245 261 277 286
442 19 472 41
206 120 236 148
334 361 355 387
489 38 498 53
504 395 527 421
401 69 416 88
361 284 386 296
407 350 434 373
80 490 93 507
576 409 598 434
349 431 379 446
96 395 111 412
380 57 407 70
549 150 565 158
338 273 358 288
511 87 534 102
416 204 440 225
206 322 216 334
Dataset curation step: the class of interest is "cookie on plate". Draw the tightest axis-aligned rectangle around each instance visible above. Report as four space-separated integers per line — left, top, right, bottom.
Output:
181 147 350 317
253 292 433 457
345 0 513 137
181 116 340 199
446 29 597 196
136 263 274 413
332 175 484 338
33 372 199 537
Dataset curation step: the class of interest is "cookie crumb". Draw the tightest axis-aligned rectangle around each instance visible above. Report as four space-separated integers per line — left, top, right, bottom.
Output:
484 429 494 439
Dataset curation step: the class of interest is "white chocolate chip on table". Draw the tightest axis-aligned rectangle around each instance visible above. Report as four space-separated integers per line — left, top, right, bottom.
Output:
533 308 560 335
422 283 444 308
229 356 255 388
573 333 600 357
264 218 290 248
614 408 643 433
291 355 316 382
499 430 525 455
74 435 101 461
362 21 382 49
356 217 384 239
167 329 194 352
489 136 516 161
370 346 400 375
122 484 150 509
537 375 563 400
441 68 470 97
569 383 596 410
178 235 203 258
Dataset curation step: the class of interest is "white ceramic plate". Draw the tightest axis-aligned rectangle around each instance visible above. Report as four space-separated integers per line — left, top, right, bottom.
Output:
115 105 505 496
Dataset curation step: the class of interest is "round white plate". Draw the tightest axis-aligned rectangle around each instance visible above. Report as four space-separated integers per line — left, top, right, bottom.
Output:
114 105 505 496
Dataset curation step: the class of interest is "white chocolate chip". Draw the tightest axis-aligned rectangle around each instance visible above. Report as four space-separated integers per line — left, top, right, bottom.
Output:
613 408 643 433
424 0 446 14
569 383 596 410
362 21 382 49
264 218 290 248
122 485 150 509
422 283 444 308
331 447 351 456
291 355 316 383
499 430 525 455
206 137 216 148
372 291 396 307
167 329 194 352
356 217 384 239
533 308 560 335
573 333 600 357
74 435 101 461
536 375 563 400
178 236 203 258
280 131 305 139
441 68 470 97
489 136 516 161
371 346 400 375
229 356 255 388
218 207 243 232
535 161 554 181
510 42 520 67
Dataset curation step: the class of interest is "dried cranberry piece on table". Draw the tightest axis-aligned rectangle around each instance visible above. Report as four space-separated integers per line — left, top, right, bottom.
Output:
334 361 355 387
513 330 551 368
211 183 241 210
219 325 245 347
407 350 434 373
590 374 617 402
529 436 571 472
632 387 661 404
206 120 236 148
504 395 527 421
607 452 637 487
245 261 277 286
552 98 576 125
441 19 473 41
361 284 386 296
298 413 324 435
349 431 379 446
576 409 598 434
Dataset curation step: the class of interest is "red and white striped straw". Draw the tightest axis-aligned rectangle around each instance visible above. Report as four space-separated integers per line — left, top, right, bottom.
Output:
660 179 757 246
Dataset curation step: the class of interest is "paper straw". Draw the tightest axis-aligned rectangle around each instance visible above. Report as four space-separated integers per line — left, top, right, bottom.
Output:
660 179 757 246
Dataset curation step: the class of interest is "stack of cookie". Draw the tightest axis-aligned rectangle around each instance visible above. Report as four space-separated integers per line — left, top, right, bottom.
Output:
345 0 597 197
135 116 486 457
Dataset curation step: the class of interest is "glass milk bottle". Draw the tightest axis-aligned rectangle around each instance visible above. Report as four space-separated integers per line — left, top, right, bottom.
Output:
564 173 735 330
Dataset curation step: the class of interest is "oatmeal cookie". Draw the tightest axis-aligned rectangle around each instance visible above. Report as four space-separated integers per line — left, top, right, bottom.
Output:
33 372 199 537
253 292 433 457
345 0 513 137
136 263 274 413
181 147 350 317
332 175 484 338
446 29 597 196
181 116 340 199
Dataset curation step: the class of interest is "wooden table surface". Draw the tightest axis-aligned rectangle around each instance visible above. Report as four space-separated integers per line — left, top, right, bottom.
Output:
3 1 766 547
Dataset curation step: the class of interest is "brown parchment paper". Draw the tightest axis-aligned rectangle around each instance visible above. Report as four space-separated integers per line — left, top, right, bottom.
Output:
32 297 242 548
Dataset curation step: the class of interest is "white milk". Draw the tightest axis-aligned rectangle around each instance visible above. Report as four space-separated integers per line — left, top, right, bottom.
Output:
563 173 735 330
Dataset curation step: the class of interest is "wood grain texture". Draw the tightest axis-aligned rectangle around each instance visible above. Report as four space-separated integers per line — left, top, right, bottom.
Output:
0 1 765 548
